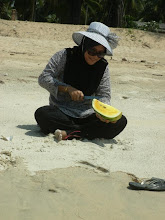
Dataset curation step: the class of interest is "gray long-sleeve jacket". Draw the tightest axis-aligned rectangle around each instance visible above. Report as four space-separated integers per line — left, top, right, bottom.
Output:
38 49 111 118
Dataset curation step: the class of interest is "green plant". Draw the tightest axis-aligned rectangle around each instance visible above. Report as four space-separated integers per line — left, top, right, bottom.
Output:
80 0 102 24
46 13 59 23
139 21 159 32
141 0 165 23
124 15 138 28
0 1 12 19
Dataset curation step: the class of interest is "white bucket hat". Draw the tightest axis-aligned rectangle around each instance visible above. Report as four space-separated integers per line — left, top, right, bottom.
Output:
72 22 119 56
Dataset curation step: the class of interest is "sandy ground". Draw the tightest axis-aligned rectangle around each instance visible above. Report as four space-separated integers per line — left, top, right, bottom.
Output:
0 19 165 219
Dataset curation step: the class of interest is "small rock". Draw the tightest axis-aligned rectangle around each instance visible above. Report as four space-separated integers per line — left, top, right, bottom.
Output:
143 43 150 48
1 151 11 157
122 96 129 99
122 58 127 61
152 74 163 77
10 158 16 165
48 189 58 193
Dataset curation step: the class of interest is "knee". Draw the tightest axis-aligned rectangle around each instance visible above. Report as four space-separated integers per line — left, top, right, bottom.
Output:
122 115 127 127
34 106 47 122
34 107 43 120
118 115 127 132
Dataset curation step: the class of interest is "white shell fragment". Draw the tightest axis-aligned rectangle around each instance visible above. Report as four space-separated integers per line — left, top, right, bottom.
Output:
1 135 13 141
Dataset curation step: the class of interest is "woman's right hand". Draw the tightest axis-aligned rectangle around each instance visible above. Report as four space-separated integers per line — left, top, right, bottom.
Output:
96 113 117 124
68 86 84 101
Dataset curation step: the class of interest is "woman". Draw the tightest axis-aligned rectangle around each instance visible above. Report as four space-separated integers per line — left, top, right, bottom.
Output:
35 22 127 141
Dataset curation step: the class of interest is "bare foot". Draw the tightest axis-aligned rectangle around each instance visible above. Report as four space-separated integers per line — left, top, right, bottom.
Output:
54 129 67 141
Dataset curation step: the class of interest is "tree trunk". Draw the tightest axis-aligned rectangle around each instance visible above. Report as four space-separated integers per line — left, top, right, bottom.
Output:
71 0 82 24
105 0 124 27
31 0 36 21
11 9 18 21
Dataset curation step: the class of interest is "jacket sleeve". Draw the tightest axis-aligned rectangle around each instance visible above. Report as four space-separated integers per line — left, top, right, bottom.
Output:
38 49 68 98
95 65 111 105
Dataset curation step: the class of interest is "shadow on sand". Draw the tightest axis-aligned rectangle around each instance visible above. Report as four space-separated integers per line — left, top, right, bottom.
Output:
17 125 118 146
83 138 118 148
17 124 46 137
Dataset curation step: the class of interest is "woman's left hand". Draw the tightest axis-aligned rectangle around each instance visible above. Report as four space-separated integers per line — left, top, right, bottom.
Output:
96 113 117 124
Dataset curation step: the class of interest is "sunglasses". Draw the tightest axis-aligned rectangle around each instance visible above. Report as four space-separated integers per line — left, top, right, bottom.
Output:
87 48 105 58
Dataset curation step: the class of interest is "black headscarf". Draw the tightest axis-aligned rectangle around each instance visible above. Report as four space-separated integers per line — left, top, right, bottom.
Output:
63 37 108 96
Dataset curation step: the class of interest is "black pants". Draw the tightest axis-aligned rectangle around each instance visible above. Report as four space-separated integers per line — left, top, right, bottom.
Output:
34 106 127 140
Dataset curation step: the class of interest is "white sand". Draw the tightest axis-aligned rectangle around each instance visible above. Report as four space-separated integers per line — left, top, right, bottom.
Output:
0 19 165 219
1 162 165 220
1 19 165 178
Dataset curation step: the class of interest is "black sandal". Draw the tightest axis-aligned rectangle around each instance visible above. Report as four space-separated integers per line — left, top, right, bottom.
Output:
129 177 165 191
